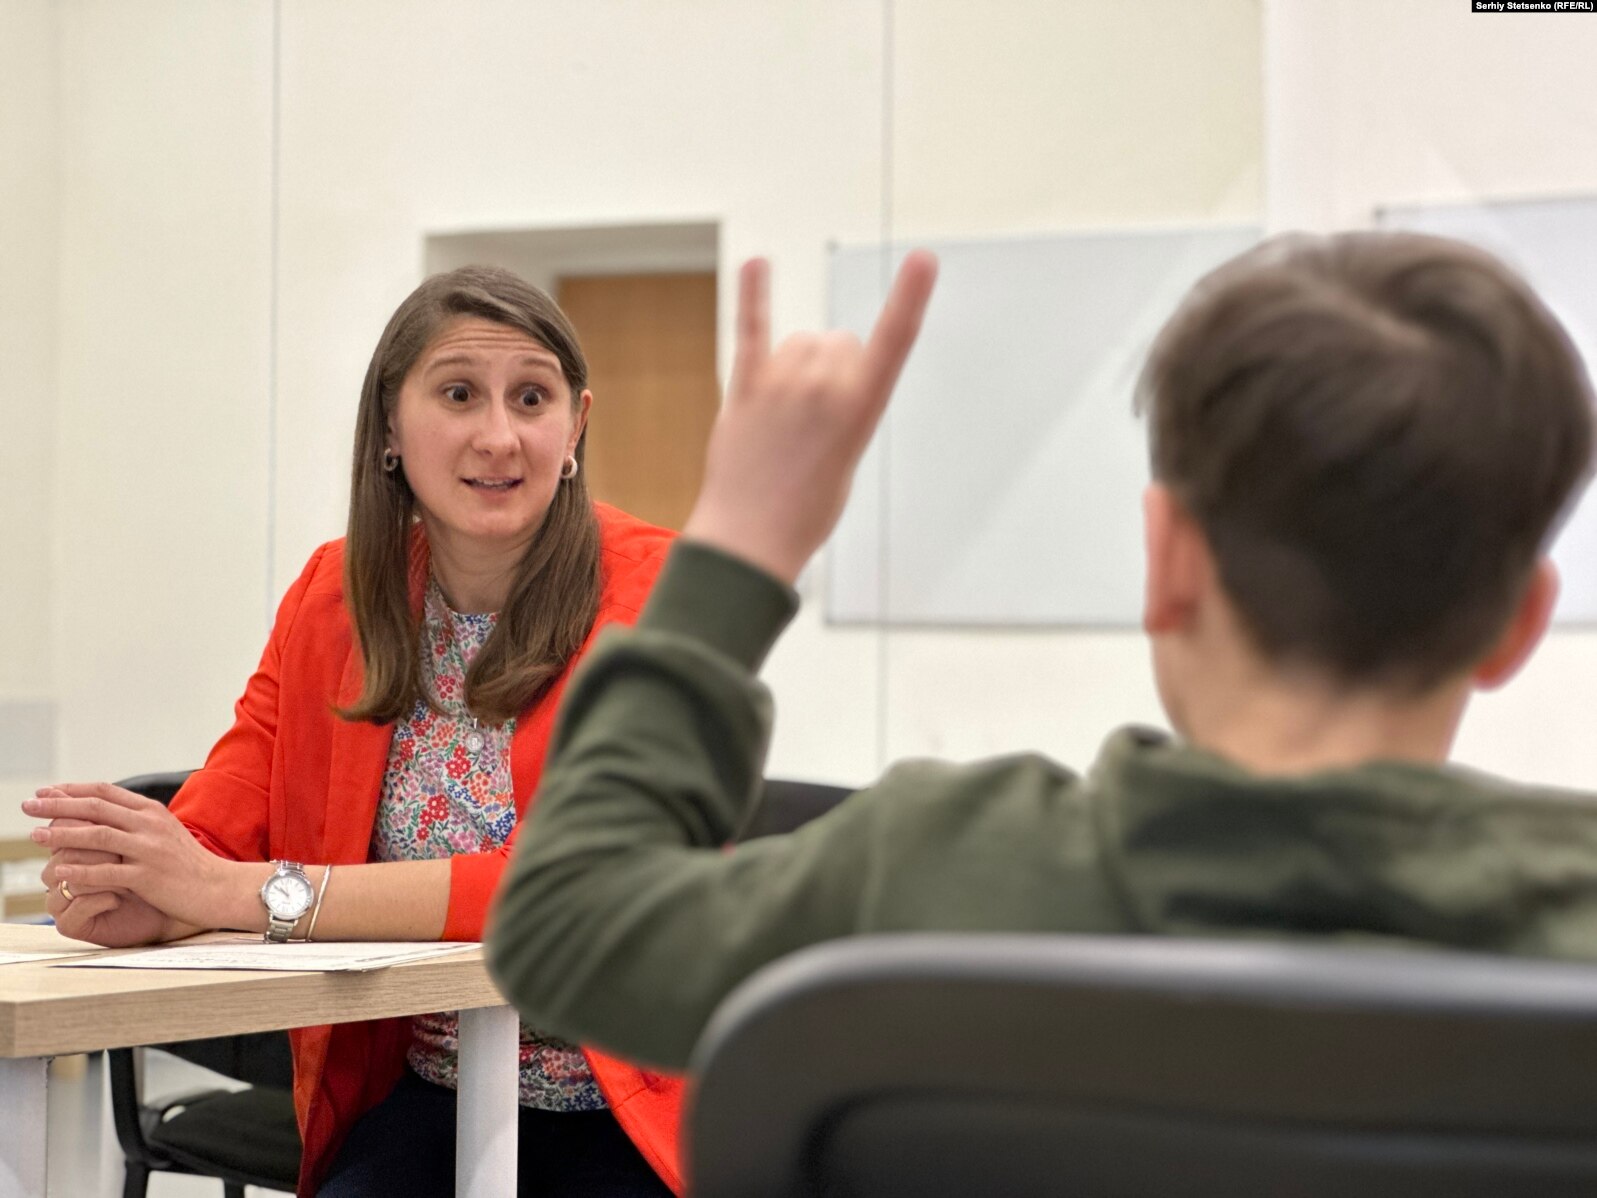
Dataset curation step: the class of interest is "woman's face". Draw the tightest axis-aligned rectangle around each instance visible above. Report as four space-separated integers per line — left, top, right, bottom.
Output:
389 316 590 558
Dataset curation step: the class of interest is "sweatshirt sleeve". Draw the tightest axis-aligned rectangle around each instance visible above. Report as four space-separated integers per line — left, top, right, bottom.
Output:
486 541 880 1069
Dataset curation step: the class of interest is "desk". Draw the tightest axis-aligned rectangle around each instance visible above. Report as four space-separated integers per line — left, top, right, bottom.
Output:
0 924 520 1197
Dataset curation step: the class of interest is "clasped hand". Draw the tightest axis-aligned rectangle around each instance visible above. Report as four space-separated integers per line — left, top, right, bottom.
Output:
24 783 219 945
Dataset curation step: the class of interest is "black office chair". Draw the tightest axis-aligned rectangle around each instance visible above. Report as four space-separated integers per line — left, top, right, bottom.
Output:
738 778 854 841
108 771 301 1198
687 934 1597 1198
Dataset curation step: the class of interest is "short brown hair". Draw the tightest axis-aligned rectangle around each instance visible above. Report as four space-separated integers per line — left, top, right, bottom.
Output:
342 266 601 725
1137 231 1594 690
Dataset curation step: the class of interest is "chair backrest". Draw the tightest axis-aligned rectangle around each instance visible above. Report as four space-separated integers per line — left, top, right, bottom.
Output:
737 778 853 841
116 770 194 806
687 935 1597 1198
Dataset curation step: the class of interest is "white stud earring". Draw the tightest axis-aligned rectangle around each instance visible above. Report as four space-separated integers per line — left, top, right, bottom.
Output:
560 456 579 480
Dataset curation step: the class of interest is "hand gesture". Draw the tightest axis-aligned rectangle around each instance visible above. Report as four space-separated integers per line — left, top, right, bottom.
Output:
682 251 938 584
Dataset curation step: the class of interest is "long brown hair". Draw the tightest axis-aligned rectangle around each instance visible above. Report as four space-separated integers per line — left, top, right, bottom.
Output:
340 266 601 725
1136 231 1594 691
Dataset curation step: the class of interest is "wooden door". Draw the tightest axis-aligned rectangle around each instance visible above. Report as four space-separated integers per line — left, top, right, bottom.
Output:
556 272 718 531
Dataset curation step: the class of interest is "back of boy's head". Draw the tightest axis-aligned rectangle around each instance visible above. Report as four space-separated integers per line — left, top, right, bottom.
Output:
1136 230 1595 692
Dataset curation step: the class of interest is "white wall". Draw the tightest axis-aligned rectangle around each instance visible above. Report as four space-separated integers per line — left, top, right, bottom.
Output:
0 6 59 674
0 0 59 832
1264 0 1597 787
0 0 59 700
50 0 274 799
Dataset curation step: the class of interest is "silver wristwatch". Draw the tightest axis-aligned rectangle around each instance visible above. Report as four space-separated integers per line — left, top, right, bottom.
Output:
260 860 315 943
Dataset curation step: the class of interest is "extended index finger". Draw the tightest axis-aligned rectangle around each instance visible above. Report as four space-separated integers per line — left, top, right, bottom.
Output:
859 249 938 406
728 257 771 401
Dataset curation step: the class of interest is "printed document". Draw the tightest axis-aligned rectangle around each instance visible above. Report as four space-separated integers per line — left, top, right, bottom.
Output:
54 936 480 973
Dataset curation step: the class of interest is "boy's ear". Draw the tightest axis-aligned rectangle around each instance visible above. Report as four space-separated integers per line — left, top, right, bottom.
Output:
1473 558 1559 690
1143 483 1209 636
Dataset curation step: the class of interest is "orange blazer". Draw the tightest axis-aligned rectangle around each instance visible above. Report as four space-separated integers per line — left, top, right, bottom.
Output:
170 503 685 1196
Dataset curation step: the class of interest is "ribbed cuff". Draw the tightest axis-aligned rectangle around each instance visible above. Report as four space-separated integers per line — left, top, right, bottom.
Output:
639 540 800 672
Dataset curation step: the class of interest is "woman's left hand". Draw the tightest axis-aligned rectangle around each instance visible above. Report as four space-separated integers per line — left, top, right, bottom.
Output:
25 783 232 931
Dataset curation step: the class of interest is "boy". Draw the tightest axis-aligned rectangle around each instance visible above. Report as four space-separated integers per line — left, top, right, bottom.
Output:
487 233 1597 1071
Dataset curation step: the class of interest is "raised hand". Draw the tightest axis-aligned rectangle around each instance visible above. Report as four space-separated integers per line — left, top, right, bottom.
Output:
682 251 938 584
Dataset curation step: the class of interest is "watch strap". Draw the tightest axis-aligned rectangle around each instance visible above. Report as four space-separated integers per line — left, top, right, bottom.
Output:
265 910 297 943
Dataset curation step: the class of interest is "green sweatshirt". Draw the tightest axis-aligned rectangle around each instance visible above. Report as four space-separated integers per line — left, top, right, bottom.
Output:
488 541 1597 1071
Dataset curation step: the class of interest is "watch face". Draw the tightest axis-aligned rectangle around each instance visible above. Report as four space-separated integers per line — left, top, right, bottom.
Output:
265 871 314 919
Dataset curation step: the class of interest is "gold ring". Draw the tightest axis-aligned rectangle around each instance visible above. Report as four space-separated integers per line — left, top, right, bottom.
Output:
57 880 74 902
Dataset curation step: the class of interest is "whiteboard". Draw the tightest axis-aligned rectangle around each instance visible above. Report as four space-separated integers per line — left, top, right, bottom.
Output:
1379 196 1597 624
825 226 1260 626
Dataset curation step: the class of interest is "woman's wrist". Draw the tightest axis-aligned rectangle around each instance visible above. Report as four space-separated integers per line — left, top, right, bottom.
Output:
209 858 277 934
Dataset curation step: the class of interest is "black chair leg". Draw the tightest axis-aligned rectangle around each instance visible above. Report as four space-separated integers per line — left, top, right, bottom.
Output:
122 1161 149 1198
224 1185 246 1198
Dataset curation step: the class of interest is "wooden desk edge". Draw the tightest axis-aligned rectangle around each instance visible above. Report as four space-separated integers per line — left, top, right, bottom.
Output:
1 948 511 1058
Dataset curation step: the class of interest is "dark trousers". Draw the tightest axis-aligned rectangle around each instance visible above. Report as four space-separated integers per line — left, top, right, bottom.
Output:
318 1069 673 1198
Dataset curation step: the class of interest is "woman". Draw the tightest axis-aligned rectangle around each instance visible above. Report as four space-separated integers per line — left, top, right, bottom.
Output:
24 266 685 1197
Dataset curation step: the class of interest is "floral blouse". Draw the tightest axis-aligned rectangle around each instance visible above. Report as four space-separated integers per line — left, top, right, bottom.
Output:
371 579 605 1111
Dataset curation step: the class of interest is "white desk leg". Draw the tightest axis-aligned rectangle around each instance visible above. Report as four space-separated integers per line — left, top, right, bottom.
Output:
0 1056 49 1197
43 1054 122 1198
89 1051 124 1198
457 1004 519 1198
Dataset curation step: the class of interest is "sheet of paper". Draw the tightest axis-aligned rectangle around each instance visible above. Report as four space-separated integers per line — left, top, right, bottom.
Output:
53 937 480 973
0 947 106 966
